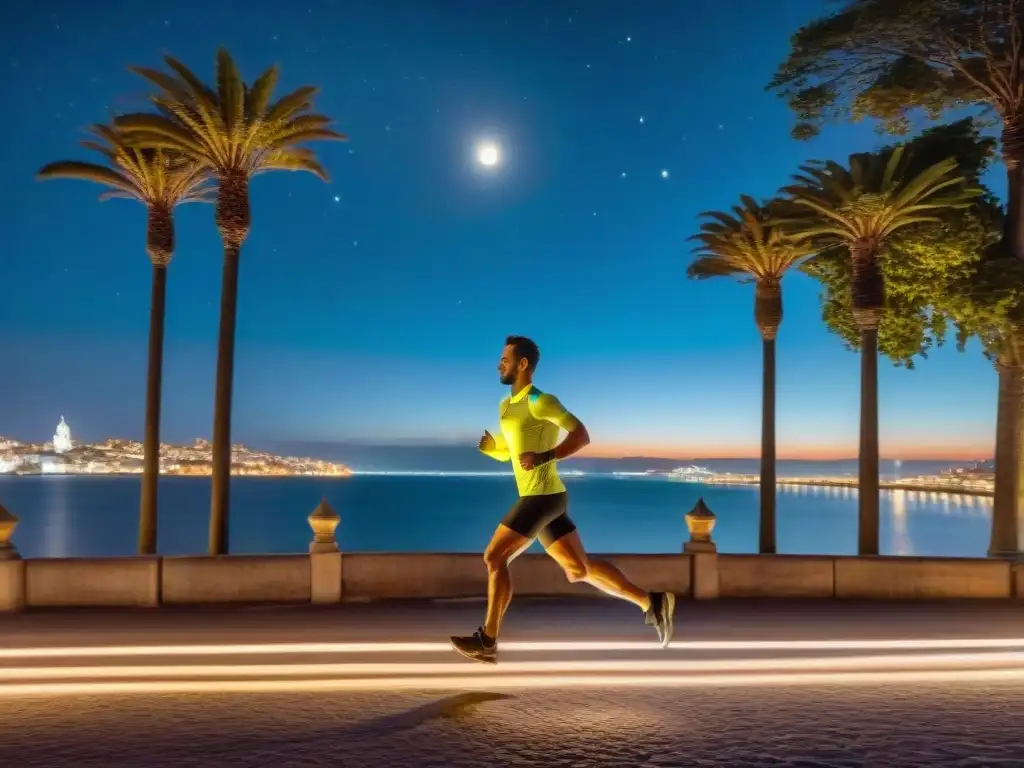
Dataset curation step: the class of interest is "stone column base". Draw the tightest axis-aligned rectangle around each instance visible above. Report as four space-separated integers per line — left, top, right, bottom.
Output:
0 558 26 613
310 552 342 604
688 550 719 600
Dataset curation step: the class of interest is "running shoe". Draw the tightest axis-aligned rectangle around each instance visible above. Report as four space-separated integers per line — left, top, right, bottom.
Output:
644 592 676 648
450 627 498 664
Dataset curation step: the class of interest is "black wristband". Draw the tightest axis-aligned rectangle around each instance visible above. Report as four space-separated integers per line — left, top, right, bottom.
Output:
537 450 556 465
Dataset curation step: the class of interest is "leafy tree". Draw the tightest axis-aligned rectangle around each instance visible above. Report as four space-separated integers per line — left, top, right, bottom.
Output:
794 118 1014 554
779 142 980 555
114 49 347 554
945 249 1024 554
801 120 1001 368
688 196 817 554
38 125 212 554
768 0 1024 259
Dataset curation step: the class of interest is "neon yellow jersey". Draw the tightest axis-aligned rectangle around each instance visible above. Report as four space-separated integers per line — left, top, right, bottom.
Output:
480 385 580 497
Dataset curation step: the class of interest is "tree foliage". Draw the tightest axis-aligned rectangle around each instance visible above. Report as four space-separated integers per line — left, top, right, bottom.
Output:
37 123 212 208
780 146 980 251
688 195 817 282
796 119 1003 366
114 48 347 180
768 0 1024 145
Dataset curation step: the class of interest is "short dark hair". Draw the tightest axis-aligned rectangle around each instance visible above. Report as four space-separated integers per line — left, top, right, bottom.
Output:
505 335 540 371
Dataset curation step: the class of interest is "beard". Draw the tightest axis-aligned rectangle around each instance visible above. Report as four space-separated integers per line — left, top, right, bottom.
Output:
499 371 516 386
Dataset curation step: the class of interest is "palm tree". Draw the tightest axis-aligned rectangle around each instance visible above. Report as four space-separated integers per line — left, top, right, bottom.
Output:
781 146 979 555
114 49 347 554
688 196 817 554
38 125 212 555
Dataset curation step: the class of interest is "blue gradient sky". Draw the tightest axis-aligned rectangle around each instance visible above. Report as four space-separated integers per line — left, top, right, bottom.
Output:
0 0 999 460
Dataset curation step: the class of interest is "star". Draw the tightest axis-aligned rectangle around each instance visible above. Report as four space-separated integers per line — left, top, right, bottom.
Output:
661 169 670 179
352 240 359 247
639 116 645 124
626 36 632 42
333 195 340 203
620 172 627 178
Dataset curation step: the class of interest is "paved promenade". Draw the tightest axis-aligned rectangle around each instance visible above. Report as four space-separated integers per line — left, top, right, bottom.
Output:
1 598 1022 766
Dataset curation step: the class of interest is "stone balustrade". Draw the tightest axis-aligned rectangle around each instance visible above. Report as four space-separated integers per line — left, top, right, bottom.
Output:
0 497 1020 612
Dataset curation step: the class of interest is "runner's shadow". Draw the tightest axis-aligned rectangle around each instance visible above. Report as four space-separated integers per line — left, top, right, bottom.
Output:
339 692 514 739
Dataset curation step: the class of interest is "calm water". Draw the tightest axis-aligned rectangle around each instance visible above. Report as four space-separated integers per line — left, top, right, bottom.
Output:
0 474 993 559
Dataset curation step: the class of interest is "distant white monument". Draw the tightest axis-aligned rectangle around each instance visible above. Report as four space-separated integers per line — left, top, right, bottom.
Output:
53 416 73 454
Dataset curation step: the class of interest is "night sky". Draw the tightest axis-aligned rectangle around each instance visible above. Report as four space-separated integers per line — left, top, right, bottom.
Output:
0 0 1001 460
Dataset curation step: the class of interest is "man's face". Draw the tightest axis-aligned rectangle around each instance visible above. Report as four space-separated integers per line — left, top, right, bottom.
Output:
498 344 521 385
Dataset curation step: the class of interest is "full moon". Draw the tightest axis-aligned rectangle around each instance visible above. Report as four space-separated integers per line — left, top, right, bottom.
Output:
476 143 500 167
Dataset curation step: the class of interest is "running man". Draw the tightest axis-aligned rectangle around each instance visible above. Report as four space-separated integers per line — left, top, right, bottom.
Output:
450 335 676 663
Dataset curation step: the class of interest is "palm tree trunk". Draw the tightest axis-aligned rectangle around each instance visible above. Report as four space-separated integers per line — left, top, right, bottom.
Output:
850 241 883 556
138 264 167 555
990 348 1024 557
755 280 782 555
209 244 241 555
209 174 251 556
1002 123 1024 265
992 127 1024 559
760 337 777 554
139 206 173 556
858 327 880 555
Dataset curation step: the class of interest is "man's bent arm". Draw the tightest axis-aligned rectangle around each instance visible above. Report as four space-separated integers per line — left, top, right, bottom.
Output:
551 421 590 461
531 393 590 463
481 432 511 462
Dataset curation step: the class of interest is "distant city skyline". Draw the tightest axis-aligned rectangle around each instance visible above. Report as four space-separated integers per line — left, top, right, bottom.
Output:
0 0 1000 463
0 413 991 464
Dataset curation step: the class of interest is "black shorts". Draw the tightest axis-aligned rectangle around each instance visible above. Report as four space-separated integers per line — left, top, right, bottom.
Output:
501 492 576 547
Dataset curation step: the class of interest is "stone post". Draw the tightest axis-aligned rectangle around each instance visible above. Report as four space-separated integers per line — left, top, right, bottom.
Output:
0 502 26 612
308 498 342 604
684 497 719 600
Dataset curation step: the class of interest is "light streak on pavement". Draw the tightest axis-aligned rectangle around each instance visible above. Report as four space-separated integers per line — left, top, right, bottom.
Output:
1 667 1024 696
3 651 1024 680
3 638 1024 696
3 636 1024 660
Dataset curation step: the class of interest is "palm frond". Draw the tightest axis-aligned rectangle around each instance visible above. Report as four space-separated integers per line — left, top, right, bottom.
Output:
246 65 279 117
216 48 245 135
121 51 345 184
37 161 137 194
115 113 208 156
687 196 818 282
781 146 974 255
258 148 330 179
687 255 749 280
38 123 212 209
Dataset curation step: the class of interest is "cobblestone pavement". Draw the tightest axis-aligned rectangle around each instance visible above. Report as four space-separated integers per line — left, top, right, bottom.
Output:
2 682 1023 767
2 600 1023 766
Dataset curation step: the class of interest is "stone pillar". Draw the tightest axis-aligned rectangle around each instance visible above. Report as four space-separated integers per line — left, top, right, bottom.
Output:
308 498 342 604
684 497 719 600
0 502 26 612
